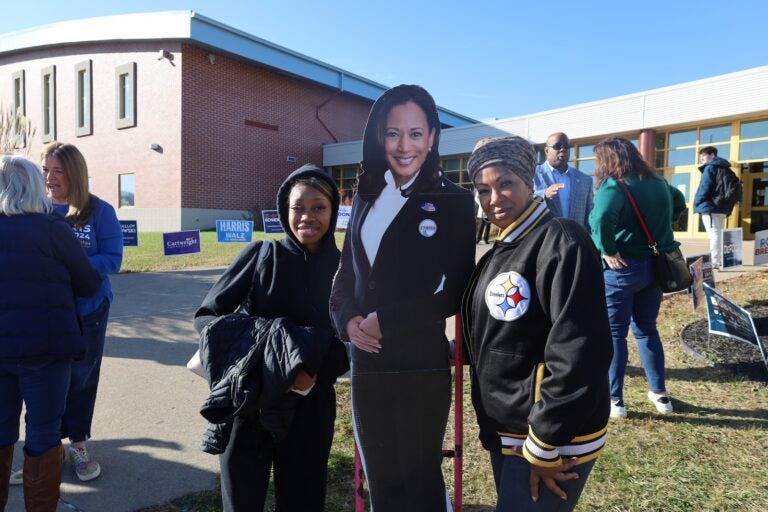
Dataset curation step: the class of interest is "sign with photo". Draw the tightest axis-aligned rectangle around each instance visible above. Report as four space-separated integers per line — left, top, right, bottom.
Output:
722 228 743 268
689 257 705 311
162 230 201 256
261 210 284 234
754 229 768 266
703 284 760 347
337 205 352 230
216 220 254 243
686 253 715 289
119 220 138 247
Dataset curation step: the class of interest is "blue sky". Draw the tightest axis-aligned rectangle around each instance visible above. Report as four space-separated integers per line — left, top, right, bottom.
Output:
3 0 766 120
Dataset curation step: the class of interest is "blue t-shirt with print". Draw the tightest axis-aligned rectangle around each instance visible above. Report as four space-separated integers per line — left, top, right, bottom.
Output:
54 197 123 316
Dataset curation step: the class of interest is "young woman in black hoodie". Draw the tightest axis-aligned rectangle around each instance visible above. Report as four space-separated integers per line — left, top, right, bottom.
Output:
194 165 349 511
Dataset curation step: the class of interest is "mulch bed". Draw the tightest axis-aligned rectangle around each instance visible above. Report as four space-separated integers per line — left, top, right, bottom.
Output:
680 305 768 382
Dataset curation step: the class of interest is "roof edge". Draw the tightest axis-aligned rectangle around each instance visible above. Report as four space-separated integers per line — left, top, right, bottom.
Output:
0 10 476 126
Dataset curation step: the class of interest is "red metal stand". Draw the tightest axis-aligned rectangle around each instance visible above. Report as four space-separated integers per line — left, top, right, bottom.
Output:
353 315 464 511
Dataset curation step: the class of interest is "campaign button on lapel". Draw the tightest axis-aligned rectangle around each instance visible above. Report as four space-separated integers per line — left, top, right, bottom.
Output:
419 219 437 237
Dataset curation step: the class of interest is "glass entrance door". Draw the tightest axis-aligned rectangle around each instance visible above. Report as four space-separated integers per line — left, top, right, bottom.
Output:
667 167 698 238
742 162 768 239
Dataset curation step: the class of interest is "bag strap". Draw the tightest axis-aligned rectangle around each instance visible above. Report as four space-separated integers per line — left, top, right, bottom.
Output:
616 179 659 256
240 240 273 314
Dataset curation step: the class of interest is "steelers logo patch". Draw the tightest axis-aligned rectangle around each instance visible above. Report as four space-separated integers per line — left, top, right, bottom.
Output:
485 271 531 321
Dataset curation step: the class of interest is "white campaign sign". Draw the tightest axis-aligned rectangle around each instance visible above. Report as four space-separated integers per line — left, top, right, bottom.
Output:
754 229 768 266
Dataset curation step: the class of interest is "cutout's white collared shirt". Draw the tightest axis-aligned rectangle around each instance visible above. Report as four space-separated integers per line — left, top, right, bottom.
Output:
361 170 420 266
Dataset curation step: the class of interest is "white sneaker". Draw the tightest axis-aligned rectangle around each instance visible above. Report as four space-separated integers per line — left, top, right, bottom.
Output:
610 400 627 419
647 391 673 414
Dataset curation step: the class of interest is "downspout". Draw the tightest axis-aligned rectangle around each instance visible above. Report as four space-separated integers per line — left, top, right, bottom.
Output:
316 90 342 143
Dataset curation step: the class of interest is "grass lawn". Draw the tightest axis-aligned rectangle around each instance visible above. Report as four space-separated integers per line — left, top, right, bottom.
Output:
120 232 345 273
134 239 768 511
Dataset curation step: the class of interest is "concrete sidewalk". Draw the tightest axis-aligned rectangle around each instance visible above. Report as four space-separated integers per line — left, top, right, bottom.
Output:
7 269 223 512
6 239 766 511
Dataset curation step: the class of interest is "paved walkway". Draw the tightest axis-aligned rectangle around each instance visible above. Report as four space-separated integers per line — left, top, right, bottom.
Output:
6 239 766 511
7 269 223 512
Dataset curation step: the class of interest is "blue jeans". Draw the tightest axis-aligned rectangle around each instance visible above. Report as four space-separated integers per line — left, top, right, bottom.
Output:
0 359 71 455
603 258 665 401
61 299 110 442
490 452 596 512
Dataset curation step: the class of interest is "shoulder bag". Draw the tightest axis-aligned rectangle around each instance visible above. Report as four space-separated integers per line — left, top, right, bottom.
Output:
616 179 692 293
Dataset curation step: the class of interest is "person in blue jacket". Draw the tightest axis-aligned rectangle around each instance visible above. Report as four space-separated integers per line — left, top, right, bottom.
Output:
693 146 732 268
41 142 123 482
0 155 101 511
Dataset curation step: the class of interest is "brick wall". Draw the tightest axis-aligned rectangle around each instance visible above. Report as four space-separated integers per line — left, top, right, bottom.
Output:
1 41 374 230
0 42 183 211
180 44 372 213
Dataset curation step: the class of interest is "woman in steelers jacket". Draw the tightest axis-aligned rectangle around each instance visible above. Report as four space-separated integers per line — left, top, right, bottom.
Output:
462 135 612 512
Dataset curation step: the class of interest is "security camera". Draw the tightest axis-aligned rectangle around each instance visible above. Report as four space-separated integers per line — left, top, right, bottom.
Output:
157 49 173 61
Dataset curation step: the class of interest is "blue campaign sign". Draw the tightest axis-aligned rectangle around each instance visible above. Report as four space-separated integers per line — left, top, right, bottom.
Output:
119 220 138 247
216 220 254 243
261 210 284 234
162 230 201 256
703 283 759 346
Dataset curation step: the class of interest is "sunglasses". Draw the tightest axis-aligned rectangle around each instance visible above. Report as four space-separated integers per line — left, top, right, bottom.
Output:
546 143 570 151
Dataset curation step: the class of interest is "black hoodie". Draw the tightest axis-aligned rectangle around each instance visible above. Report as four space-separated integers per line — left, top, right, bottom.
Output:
195 164 348 382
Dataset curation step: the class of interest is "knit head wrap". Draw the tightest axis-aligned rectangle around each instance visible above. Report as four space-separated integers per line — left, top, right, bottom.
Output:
467 135 536 187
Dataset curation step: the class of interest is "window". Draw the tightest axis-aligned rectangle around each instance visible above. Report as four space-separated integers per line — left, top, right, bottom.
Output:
656 126 733 168
119 174 135 207
331 165 359 205
700 125 731 144
654 132 667 169
115 63 136 129
40 65 56 143
12 70 24 115
441 156 471 190
573 143 596 176
739 119 768 161
12 70 26 147
75 60 92 137
667 129 696 166
698 124 731 160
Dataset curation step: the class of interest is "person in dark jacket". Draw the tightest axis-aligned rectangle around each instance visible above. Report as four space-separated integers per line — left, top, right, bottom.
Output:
463 136 612 512
590 138 686 419
0 155 100 512
194 164 348 512
329 84 476 511
693 146 732 268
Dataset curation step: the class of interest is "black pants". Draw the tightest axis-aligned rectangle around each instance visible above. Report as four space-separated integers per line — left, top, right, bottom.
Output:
352 369 451 512
219 384 336 512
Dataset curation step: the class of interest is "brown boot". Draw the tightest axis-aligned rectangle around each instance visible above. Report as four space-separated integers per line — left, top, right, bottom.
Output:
23 443 63 512
0 444 13 511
